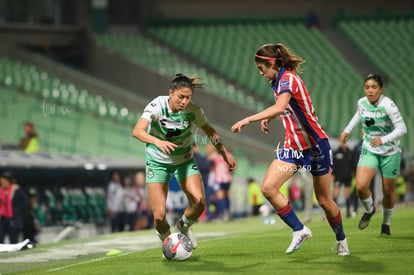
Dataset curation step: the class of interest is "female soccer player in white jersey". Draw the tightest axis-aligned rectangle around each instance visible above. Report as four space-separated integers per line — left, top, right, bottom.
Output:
132 73 236 249
231 43 350 256
340 74 407 236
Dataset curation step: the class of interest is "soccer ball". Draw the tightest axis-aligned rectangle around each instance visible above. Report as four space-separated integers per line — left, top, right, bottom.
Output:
162 232 193 261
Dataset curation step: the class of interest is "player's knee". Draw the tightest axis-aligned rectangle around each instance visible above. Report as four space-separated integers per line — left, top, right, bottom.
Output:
193 196 205 211
152 210 166 225
261 182 275 198
356 187 367 198
316 197 330 210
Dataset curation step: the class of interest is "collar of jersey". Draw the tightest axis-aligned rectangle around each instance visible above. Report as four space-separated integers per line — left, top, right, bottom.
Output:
370 94 384 107
271 66 286 92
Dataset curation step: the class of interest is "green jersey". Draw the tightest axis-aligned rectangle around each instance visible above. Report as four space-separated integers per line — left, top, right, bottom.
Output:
344 95 406 156
141 96 208 164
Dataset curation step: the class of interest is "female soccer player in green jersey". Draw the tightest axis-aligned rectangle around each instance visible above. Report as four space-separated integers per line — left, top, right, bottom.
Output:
132 74 236 249
340 74 407 236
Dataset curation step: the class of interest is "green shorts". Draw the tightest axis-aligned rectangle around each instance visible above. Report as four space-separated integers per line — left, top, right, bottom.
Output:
357 149 401 179
145 159 200 183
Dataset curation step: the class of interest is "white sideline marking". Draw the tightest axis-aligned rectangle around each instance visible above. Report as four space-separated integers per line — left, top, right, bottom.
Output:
45 251 135 272
44 232 226 272
1 232 226 264
0 235 160 263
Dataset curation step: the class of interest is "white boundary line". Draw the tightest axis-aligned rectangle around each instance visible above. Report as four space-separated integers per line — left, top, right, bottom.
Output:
45 251 136 272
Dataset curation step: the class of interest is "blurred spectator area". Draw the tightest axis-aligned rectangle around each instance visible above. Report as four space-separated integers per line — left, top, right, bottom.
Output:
0 151 144 227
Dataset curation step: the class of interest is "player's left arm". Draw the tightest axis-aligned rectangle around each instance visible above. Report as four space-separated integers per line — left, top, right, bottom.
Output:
201 123 237 171
380 100 407 144
371 100 407 147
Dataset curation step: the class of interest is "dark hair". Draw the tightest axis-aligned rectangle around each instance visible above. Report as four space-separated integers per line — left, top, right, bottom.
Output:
246 177 256 183
255 43 305 73
0 171 14 182
364 74 383 88
170 73 204 91
23 121 38 137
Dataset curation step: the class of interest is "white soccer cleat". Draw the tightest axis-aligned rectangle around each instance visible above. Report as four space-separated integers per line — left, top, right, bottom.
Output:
177 219 197 249
336 238 350 256
285 226 312 254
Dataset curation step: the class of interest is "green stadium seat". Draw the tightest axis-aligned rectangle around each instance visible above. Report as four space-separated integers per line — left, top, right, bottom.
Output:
95 33 259 109
75 116 102 155
45 189 62 225
147 20 362 141
0 54 143 159
60 188 77 225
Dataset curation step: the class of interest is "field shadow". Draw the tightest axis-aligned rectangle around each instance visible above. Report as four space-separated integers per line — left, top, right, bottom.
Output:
289 254 387 273
163 255 264 273
381 235 414 242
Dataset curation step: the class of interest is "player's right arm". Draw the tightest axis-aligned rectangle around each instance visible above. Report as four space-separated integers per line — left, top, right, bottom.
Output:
340 104 361 145
231 92 291 133
133 98 177 154
261 119 271 134
132 118 177 155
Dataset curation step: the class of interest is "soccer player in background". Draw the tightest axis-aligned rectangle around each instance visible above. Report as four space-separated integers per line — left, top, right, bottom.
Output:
340 74 407 236
246 177 264 216
332 142 354 217
231 43 350 256
207 143 234 221
132 73 236 249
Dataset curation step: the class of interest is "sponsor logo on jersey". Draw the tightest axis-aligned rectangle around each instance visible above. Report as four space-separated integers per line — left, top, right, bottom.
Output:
160 118 190 129
280 80 290 91
365 117 375 127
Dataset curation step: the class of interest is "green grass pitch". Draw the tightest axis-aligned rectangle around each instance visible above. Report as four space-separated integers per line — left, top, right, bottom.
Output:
2 206 414 274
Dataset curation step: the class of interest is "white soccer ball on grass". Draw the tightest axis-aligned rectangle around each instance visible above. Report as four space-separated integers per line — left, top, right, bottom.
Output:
162 232 193 261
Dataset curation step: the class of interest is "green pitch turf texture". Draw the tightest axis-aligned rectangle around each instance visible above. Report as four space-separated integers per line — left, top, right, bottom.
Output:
2 206 414 275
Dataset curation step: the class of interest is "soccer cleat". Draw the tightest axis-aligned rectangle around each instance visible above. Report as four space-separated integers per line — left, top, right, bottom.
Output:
285 226 312 254
176 219 197 249
358 207 376 230
336 238 350 256
381 224 391 236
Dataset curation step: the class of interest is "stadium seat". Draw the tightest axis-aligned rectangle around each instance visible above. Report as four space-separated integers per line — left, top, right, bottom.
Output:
44 189 63 225
60 187 77 225
146 20 362 140
95 33 259 109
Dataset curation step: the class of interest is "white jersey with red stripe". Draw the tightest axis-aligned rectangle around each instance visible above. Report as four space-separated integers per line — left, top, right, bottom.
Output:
213 154 232 184
272 68 328 151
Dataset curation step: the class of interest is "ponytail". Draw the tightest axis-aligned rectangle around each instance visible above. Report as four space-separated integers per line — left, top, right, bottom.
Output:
170 73 204 91
255 43 305 73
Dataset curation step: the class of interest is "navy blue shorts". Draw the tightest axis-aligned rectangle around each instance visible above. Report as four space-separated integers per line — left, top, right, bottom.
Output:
277 139 333 176
219 182 231 191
